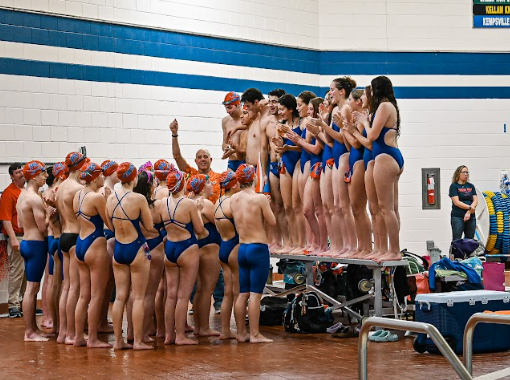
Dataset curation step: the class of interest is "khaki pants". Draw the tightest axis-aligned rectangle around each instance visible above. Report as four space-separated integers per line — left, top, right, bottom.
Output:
7 236 26 309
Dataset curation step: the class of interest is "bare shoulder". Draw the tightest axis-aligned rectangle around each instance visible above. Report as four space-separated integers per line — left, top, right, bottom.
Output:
255 193 268 204
27 191 44 206
377 101 395 114
203 198 214 210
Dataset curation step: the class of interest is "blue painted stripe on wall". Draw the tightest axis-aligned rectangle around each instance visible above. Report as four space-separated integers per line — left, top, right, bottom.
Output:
0 57 323 96
1 57 510 99
0 8 320 74
2 9 510 76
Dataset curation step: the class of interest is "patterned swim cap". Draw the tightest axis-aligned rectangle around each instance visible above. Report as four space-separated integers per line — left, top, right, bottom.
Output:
65 152 86 171
186 174 206 194
138 161 153 173
235 164 255 184
23 160 46 181
223 91 241 106
52 162 69 180
154 159 172 181
101 160 118 177
167 170 185 194
80 162 102 183
219 171 237 190
117 162 137 184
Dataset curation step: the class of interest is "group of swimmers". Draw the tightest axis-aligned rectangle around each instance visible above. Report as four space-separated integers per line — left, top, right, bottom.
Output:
14 74 403 349
217 75 404 263
17 151 275 348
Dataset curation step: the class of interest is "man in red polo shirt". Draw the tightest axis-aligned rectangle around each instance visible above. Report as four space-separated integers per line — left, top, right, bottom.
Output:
0 163 26 318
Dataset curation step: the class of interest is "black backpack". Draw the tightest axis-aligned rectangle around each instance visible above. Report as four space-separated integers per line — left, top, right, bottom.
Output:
283 291 333 333
259 297 288 326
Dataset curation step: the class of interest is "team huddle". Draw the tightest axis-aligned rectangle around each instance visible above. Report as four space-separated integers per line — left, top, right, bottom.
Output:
15 74 403 349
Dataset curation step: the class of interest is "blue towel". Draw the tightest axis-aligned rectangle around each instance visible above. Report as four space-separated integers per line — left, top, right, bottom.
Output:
429 257 482 291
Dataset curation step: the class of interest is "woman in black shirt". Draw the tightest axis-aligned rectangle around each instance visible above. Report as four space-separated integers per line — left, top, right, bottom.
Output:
449 165 478 240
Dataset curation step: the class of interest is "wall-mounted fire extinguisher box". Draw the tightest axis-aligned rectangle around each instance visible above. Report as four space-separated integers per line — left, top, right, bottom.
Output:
422 168 441 210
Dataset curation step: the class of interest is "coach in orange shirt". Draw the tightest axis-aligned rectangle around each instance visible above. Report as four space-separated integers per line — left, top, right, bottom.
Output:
170 119 221 204
0 163 26 318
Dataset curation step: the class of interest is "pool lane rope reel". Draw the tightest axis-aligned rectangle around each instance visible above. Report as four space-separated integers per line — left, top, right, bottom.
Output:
483 191 510 254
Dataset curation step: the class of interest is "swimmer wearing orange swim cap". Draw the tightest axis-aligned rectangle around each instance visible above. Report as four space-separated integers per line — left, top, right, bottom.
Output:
117 162 137 184
186 174 206 194
52 162 69 180
80 162 102 183
223 91 241 106
101 160 118 177
154 159 172 181
235 164 255 184
219 171 238 190
65 152 86 171
23 160 46 181
167 170 185 194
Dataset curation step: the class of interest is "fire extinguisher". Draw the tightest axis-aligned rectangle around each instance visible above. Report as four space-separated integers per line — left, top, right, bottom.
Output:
427 174 435 205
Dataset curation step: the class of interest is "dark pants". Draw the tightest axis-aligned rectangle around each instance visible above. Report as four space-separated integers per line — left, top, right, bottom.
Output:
190 269 224 308
451 216 476 240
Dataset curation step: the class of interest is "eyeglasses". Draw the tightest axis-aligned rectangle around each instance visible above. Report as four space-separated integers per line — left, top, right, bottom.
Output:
461 171 469 174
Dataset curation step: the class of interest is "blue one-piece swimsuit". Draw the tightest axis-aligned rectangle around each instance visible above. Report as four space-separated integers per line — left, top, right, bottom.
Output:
111 192 147 265
215 196 239 264
75 191 105 262
372 127 404 169
332 122 348 169
362 129 374 170
280 122 302 177
164 198 198 264
299 127 311 174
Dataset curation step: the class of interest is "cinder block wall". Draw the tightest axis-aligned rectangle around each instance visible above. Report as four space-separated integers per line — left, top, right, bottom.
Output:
0 0 509 264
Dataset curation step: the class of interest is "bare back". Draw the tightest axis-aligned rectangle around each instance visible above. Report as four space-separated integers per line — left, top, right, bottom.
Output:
159 196 202 242
56 176 84 234
230 189 275 244
73 190 107 239
106 190 149 244
154 185 169 200
214 195 236 241
17 190 46 241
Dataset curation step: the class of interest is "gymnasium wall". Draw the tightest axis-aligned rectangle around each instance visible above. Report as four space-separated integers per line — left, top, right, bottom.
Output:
0 0 509 258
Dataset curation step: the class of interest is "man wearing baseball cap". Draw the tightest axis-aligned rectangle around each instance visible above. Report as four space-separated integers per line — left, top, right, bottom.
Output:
221 92 245 172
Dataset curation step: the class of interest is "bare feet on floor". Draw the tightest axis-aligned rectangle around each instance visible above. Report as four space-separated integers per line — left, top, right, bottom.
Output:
64 336 75 345
133 341 154 350
236 333 250 343
114 341 133 350
25 332 50 342
219 331 237 340
197 328 221 337
250 333 273 343
73 337 87 347
56 332 66 344
87 339 112 348
175 337 198 346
